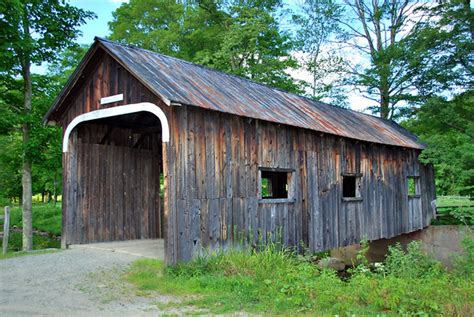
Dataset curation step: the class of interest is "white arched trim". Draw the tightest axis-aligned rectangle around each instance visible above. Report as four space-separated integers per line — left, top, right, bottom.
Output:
62 102 170 153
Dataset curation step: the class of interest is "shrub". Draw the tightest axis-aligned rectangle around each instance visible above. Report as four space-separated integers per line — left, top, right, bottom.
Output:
454 235 474 278
384 241 444 278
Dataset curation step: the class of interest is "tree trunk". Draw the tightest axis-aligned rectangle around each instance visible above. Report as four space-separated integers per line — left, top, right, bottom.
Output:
379 67 390 119
380 90 390 119
20 5 33 251
22 130 33 250
21 59 33 251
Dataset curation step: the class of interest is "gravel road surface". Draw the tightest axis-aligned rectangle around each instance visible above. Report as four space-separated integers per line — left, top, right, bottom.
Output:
0 248 178 316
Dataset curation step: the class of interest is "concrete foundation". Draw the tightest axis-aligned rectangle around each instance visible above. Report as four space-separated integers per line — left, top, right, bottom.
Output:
331 225 470 268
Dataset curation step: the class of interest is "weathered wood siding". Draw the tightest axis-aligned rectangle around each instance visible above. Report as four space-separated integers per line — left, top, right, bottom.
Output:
165 106 436 263
57 48 435 264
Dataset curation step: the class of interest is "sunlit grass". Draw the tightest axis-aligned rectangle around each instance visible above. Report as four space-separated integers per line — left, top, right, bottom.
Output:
125 242 474 315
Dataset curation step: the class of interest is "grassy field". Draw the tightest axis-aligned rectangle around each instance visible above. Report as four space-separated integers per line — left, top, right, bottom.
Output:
0 203 61 254
126 241 474 315
433 196 473 225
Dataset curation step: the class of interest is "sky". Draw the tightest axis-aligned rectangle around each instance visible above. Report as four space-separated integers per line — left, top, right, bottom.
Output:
70 0 125 45
32 0 371 112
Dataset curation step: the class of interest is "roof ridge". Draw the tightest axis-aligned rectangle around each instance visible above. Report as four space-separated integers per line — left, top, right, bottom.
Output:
95 37 394 124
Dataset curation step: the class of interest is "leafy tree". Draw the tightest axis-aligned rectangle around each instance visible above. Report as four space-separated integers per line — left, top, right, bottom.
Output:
109 0 224 61
403 91 474 196
109 0 302 93
401 0 473 196
48 44 89 84
293 0 348 106
406 0 473 98
0 75 62 205
336 0 426 119
0 133 22 203
0 0 94 250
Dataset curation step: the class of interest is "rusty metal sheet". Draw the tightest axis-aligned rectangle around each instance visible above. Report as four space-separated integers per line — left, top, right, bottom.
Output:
89 38 425 149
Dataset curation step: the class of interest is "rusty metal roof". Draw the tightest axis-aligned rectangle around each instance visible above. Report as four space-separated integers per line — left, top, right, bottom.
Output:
48 37 425 149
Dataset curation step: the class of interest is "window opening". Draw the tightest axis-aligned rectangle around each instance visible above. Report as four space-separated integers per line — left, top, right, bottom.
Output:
343 175 357 198
260 169 292 199
342 173 362 200
407 176 420 196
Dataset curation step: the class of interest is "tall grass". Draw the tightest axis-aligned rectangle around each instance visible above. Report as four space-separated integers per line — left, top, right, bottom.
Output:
126 240 474 315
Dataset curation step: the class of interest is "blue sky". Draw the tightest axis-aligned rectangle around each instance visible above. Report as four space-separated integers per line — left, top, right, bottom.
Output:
71 0 124 45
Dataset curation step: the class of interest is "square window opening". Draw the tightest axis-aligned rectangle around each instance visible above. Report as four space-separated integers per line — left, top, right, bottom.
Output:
408 176 420 196
260 169 292 199
343 175 357 198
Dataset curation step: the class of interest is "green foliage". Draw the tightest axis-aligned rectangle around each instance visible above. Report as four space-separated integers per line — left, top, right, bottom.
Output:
0 75 64 202
293 0 348 106
406 0 473 97
408 177 416 195
432 206 474 226
109 0 302 93
0 0 96 72
260 177 270 197
454 235 474 278
384 242 443 279
403 92 474 196
0 133 23 200
126 242 474 315
47 44 89 83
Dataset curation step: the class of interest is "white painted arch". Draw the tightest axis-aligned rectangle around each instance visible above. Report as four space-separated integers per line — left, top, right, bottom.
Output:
63 102 170 152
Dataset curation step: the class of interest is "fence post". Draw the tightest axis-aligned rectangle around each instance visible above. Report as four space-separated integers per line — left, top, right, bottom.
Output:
2 206 10 255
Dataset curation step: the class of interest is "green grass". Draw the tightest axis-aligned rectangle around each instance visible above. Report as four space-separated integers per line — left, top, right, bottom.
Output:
0 249 61 260
125 241 474 315
1 203 62 236
436 195 473 207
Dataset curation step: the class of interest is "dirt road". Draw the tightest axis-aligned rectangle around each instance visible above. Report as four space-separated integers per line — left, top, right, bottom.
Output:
0 248 174 316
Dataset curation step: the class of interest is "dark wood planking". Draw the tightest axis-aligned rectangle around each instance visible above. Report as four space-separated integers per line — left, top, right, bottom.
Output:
64 141 162 244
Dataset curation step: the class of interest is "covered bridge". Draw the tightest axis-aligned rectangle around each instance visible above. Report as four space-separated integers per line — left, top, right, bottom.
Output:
45 37 436 264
